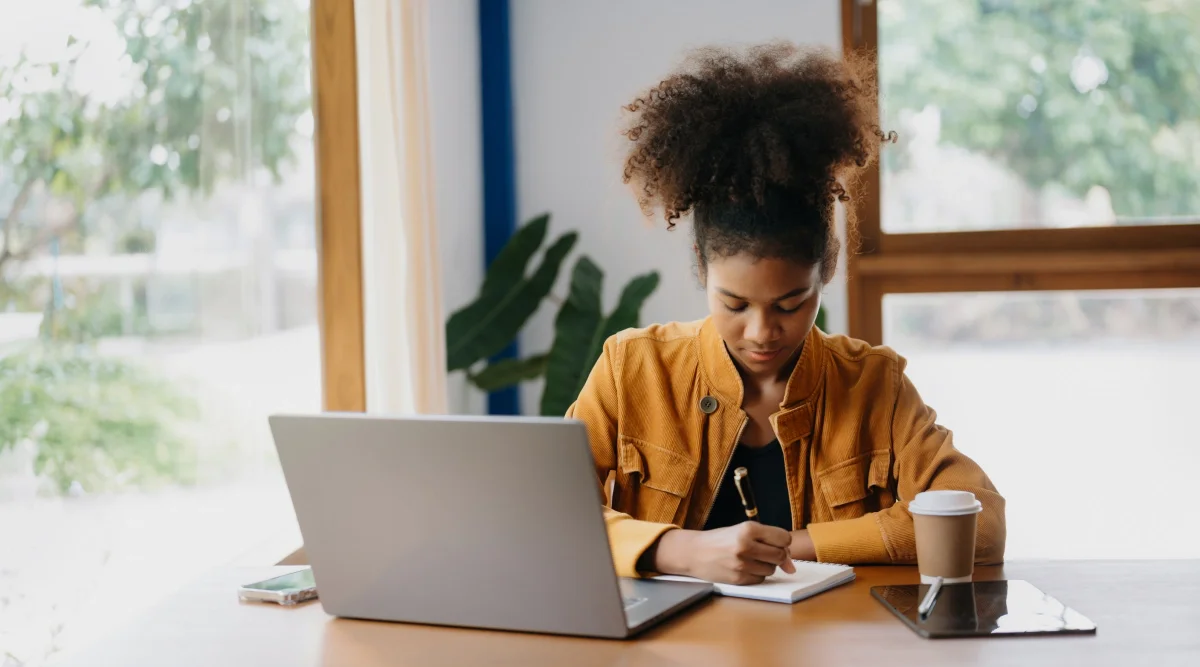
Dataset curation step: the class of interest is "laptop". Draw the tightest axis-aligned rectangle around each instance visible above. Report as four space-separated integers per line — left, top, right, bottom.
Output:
268 413 713 638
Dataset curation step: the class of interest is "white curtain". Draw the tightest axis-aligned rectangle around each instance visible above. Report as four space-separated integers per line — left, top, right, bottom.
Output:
355 0 448 414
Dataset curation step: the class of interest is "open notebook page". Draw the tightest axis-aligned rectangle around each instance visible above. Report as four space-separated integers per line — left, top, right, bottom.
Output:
654 560 855 604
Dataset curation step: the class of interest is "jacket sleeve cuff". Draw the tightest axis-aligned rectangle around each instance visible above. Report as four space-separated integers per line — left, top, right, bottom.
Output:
605 512 678 578
807 514 893 564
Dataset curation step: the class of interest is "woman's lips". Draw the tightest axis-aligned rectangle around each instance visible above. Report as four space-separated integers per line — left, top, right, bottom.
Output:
745 348 782 363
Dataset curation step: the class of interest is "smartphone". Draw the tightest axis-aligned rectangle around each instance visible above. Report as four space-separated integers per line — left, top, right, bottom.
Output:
237 568 318 606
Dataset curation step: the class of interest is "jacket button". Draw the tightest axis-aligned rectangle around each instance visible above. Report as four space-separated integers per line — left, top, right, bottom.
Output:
699 396 718 414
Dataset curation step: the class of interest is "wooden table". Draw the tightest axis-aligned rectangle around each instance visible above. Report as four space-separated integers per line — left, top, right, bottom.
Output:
55 561 1200 667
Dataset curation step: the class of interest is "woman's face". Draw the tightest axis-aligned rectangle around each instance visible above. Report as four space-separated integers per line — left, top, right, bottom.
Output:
703 252 823 380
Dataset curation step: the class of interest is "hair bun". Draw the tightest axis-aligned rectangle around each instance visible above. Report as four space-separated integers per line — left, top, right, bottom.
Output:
622 42 891 229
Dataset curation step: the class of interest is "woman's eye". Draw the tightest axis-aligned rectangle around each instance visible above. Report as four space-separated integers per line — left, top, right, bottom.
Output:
777 304 802 314
725 303 748 313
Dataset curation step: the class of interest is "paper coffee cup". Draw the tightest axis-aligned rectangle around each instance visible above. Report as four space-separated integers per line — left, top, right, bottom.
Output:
910 490 982 584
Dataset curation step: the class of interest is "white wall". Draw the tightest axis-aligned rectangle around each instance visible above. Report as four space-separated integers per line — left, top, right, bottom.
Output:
509 0 844 414
427 0 486 414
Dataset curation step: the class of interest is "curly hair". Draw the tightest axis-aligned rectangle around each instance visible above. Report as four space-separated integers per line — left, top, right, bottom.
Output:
621 42 893 282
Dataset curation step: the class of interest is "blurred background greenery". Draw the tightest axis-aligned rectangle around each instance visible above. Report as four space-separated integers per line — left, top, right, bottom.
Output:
0 0 312 499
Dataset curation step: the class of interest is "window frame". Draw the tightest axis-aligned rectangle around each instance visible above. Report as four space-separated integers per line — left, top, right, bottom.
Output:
842 0 1200 344
313 0 366 412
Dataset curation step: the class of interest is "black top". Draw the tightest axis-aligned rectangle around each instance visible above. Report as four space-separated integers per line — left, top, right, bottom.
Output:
703 440 793 531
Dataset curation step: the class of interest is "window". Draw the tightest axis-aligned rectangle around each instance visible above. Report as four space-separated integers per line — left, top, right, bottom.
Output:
877 0 1200 233
0 0 318 663
845 0 1200 558
886 289 1200 558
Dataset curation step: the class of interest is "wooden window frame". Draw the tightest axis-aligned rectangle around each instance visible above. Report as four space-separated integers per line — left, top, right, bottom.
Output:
842 0 1200 345
273 0 368 567
313 0 366 412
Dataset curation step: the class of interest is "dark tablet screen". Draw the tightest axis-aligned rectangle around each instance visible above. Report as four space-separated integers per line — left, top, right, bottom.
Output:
871 580 1097 639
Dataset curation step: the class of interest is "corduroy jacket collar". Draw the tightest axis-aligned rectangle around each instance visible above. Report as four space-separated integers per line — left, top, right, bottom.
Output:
700 319 820 431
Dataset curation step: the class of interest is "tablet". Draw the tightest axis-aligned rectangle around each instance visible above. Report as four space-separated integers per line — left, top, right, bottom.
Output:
871 580 1097 639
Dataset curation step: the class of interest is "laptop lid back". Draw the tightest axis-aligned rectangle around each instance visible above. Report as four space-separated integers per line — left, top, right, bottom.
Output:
269 413 629 638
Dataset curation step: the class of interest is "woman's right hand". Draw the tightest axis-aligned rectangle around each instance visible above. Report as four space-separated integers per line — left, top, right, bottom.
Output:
653 523 796 585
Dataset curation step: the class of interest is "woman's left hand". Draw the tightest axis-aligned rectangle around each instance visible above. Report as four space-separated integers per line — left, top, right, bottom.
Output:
788 529 817 561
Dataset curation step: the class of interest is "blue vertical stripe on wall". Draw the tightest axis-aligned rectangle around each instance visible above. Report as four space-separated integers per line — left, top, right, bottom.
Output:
479 0 520 415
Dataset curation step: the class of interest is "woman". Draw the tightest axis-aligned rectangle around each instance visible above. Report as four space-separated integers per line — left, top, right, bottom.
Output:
567 43 1005 585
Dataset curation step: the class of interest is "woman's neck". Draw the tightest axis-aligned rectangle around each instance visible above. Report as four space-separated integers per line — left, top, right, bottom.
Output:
734 343 803 395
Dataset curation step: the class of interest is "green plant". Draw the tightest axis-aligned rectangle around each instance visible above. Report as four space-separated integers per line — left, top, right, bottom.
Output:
0 0 311 284
0 343 199 494
40 286 136 342
446 214 660 415
881 0 1200 220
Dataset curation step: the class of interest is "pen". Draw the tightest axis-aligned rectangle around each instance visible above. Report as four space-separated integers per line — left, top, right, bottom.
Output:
918 576 944 619
733 467 759 520
733 467 793 569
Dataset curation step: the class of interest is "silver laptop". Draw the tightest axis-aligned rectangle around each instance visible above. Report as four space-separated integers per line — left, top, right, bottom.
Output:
268 413 713 638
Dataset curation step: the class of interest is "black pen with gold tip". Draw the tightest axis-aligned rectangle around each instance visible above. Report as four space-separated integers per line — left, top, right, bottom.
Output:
733 467 759 521
734 466 794 569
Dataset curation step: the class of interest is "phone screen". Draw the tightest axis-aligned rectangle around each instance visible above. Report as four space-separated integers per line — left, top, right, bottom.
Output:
243 568 315 593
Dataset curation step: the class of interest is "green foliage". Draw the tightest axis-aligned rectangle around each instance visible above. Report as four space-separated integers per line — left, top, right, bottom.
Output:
0 344 199 494
880 0 1200 219
39 285 145 342
446 214 661 415
0 275 45 312
116 227 156 253
446 215 578 370
0 0 310 498
81 0 312 195
540 258 659 417
40 297 124 343
0 0 311 272
469 354 549 393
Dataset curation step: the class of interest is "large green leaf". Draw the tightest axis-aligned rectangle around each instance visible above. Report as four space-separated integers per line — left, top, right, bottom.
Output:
444 213 550 370
468 354 548 392
599 272 660 344
540 259 660 416
479 213 549 300
445 231 577 370
540 258 604 416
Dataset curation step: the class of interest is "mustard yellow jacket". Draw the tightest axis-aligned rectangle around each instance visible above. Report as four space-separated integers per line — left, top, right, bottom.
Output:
566 319 1006 578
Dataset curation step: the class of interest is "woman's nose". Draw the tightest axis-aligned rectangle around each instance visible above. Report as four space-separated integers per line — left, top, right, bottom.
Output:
744 311 778 345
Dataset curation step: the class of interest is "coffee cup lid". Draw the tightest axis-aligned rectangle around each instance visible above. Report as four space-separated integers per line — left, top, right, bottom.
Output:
908 490 982 516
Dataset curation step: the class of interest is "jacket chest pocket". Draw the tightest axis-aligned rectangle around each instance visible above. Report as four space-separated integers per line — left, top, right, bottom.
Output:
815 450 894 522
615 436 697 526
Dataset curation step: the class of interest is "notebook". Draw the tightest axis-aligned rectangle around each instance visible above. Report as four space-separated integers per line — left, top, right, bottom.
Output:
654 560 855 604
